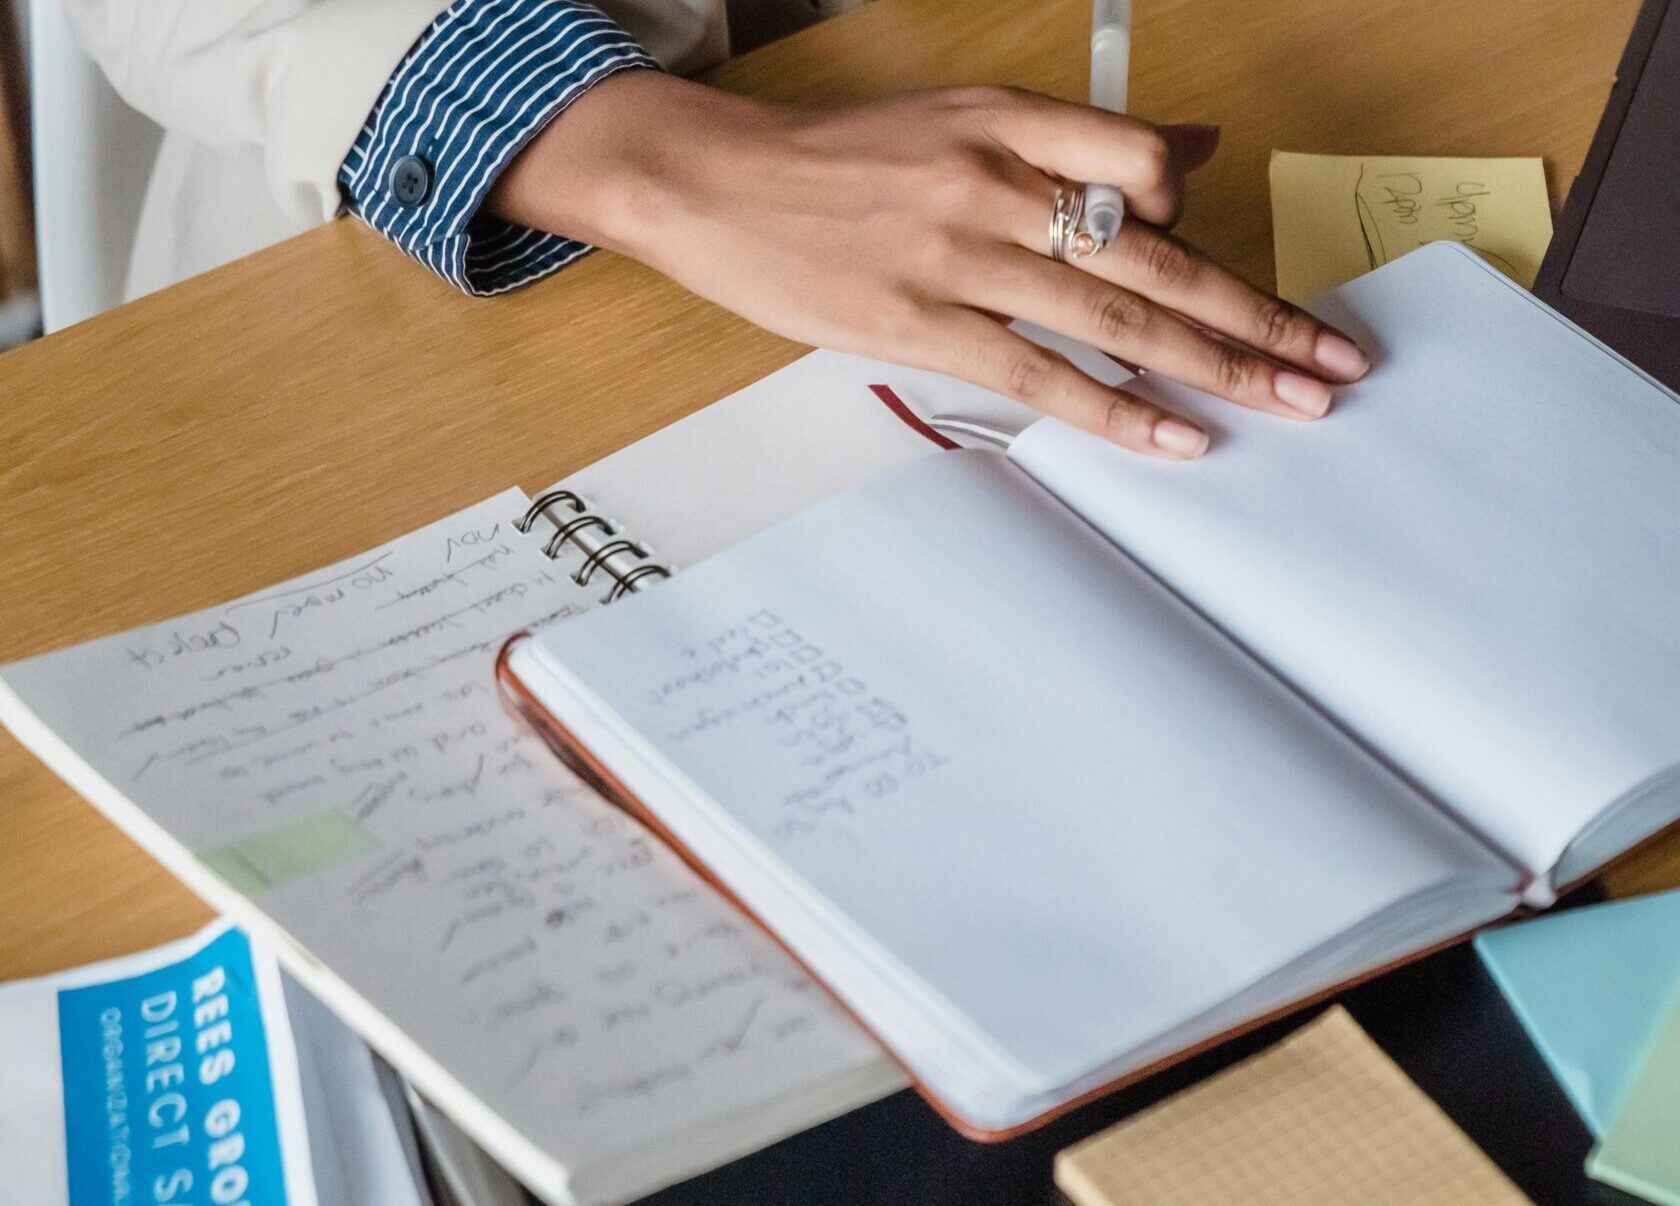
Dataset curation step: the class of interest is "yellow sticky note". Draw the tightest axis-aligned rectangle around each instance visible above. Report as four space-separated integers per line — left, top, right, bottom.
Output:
1269 152 1553 303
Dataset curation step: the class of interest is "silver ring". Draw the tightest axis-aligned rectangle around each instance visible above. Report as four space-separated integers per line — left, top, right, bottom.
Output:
1049 185 1106 263
1048 186 1079 263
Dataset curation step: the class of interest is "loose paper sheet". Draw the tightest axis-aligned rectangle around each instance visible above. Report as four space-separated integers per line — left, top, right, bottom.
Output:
1055 1006 1529 1206
0 922 319 1206
1269 151 1552 302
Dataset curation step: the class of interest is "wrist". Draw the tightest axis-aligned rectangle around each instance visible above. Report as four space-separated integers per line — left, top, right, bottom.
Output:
487 72 776 260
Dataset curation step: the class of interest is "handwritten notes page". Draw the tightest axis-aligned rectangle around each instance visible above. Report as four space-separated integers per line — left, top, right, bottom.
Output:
0 489 892 1206
520 450 1513 1131
1269 151 1552 303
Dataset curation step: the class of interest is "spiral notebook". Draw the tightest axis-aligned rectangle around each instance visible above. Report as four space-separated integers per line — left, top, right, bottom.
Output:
497 244 1680 1136
0 346 977 1205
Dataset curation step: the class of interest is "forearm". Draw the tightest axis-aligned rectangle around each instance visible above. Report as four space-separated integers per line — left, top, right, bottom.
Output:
485 72 772 255
352 16 1368 461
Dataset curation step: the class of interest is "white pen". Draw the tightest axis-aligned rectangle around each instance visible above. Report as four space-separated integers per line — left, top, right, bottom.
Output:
1082 0 1132 249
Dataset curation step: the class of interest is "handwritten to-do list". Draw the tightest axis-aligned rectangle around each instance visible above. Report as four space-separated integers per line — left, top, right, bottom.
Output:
1269 151 1553 303
0 489 887 1183
647 610 949 847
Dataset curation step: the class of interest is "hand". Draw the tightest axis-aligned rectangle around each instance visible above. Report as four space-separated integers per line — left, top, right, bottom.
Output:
489 73 1370 460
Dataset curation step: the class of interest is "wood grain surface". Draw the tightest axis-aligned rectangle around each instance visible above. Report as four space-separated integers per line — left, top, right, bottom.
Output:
0 0 1660 983
0 0 33 299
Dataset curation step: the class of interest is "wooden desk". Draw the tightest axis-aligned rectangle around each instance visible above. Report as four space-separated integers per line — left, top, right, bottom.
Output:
0 0 1661 1200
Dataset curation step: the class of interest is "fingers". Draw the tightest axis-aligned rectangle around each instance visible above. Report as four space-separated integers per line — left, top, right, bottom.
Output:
917 307 1209 459
1089 222 1370 382
980 128 1217 255
969 248 1336 420
979 90 1211 226
978 170 1370 390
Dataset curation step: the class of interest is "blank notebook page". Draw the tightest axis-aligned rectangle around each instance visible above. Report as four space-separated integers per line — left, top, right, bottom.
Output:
1010 242 1680 883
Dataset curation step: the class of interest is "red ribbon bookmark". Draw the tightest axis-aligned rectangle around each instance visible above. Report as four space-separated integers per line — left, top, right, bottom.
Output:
867 383 959 450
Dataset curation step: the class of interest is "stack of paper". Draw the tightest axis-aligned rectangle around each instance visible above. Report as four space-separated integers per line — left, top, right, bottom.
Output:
1477 891 1680 1204
1474 891 1680 1136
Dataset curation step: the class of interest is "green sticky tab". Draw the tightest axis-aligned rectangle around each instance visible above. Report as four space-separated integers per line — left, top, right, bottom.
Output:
200 812 379 895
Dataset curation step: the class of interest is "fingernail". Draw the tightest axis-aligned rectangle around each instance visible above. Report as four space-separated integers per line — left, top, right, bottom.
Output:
1314 332 1369 381
1151 417 1209 458
1273 370 1333 419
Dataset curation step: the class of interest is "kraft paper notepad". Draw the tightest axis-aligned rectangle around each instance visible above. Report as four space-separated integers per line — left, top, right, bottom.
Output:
1588 995 1680 1205
1054 1007 1529 1206
1270 151 1552 302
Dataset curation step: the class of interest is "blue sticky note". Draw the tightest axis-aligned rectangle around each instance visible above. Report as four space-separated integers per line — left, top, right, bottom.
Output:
1475 890 1680 1137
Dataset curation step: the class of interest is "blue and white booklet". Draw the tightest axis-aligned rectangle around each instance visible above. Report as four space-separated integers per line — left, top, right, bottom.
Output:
0 921 318 1206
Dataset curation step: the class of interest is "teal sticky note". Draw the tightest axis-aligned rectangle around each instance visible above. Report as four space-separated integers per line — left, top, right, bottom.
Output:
1588 995 1680 1204
1475 890 1680 1137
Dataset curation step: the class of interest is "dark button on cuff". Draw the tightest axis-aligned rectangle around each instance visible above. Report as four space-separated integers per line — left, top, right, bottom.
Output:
389 154 432 206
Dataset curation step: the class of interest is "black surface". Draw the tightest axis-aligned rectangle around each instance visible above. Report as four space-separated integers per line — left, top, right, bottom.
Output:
637 886 1651 1206
1534 0 1680 393
1559 0 1680 318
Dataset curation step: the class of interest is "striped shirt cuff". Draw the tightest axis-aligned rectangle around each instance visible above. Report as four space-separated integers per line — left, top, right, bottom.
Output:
339 0 657 296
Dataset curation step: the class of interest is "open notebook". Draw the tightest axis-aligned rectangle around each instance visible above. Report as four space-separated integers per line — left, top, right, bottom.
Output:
499 244 1680 1136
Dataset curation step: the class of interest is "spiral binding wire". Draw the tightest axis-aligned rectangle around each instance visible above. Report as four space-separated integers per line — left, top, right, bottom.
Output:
515 489 672 603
